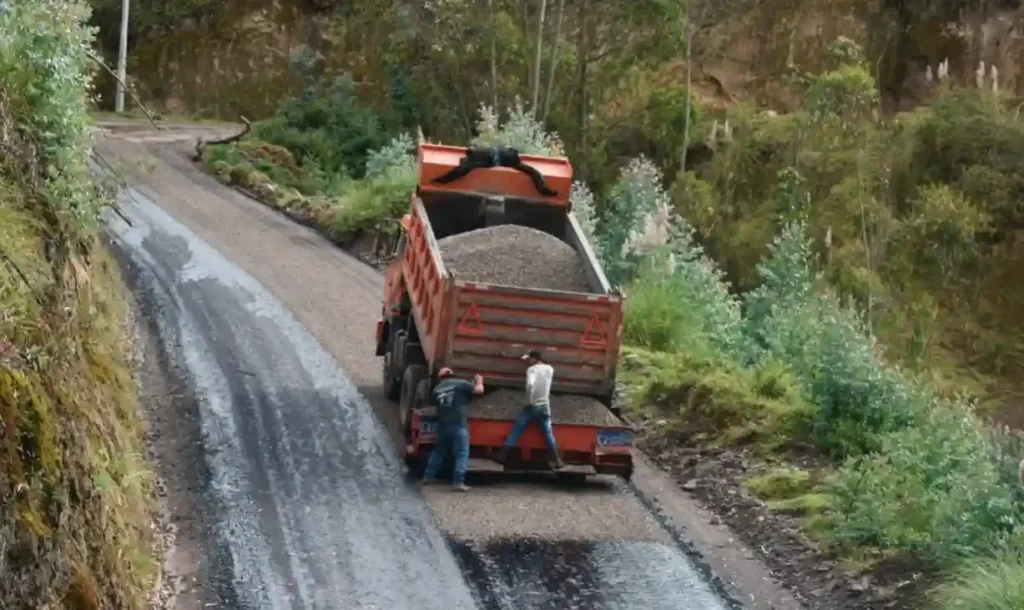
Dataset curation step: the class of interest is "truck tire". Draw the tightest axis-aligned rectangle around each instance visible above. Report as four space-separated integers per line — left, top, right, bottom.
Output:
402 382 430 480
399 364 428 431
382 350 401 402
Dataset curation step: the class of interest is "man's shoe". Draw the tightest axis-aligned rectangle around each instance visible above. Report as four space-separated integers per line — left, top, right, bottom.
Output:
452 483 471 492
421 478 440 487
551 458 565 471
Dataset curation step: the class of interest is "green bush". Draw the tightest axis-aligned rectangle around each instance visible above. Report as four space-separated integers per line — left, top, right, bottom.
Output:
365 133 415 180
329 166 415 238
825 404 1019 563
255 74 387 178
471 99 565 156
203 139 333 195
886 183 989 288
905 91 1024 228
624 269 716 354
620 347 812 447
0 0 98 221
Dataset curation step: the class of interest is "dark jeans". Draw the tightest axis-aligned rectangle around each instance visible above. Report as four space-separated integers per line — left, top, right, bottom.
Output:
504 405 558 457
424 421 469 485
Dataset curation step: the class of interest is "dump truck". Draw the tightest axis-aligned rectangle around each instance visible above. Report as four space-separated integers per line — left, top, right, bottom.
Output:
375 143 634 481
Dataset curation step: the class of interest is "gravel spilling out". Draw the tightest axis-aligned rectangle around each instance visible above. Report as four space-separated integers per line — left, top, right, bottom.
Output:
425 388 621 426
437 225 592 293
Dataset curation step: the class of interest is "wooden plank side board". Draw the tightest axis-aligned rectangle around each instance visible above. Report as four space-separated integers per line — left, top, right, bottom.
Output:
447 355 606 382
451 338 607 365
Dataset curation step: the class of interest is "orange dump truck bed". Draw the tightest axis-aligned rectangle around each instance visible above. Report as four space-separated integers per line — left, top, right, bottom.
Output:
376 144 633 480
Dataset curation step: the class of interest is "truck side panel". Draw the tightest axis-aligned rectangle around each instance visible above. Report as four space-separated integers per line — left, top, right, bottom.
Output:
401 197 450 366
443 281 622 398
565 211 614 294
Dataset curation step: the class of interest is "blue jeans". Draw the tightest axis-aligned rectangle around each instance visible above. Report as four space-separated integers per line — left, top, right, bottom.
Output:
424 422 469 485
504 405 558 456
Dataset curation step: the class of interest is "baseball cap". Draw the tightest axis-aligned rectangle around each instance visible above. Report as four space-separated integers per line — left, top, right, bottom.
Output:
521 349 543 361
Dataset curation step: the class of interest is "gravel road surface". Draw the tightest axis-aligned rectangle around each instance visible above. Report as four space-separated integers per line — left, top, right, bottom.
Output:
96 126 733 610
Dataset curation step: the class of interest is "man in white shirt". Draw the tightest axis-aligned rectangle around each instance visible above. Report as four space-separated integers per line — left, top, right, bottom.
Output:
496 349 564 470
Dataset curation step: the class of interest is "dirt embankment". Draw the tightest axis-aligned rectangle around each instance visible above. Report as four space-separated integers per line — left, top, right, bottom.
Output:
0 224 159 609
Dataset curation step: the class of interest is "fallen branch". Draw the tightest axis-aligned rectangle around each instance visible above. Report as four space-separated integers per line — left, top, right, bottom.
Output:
193 116 252 160
86 50 163 131
88 149 135 227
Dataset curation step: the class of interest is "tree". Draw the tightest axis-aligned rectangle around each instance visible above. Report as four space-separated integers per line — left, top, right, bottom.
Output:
530 0 547 110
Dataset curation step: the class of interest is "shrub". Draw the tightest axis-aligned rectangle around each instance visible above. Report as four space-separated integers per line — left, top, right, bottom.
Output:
1 1 156 607
255 74 387 178
905 90 1024 228
0 0 98 221
619 347 812 447
624 267 716 354
365 133 415 180
598 156 672 284
328 165 416 238
471 99 565 157
824 402 1019 564
204 139 329 195
746 218 922 456
886 184 989 287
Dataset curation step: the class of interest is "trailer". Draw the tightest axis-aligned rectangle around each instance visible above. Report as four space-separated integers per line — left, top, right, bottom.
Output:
376 143 633 481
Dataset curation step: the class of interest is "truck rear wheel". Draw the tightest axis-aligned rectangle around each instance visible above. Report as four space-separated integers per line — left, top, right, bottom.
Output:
399 364 428 431
382 350 401 402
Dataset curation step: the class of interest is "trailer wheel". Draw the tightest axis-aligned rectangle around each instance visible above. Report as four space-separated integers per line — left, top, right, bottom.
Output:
404 452 426 479
382 350 401 402
399 364 428 431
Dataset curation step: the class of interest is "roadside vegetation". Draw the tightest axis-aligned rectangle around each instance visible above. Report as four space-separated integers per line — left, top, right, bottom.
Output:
196 35 1024 609
1 0 157 607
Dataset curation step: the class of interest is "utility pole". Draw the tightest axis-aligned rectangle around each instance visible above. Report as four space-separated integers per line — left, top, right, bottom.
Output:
114 0 129 112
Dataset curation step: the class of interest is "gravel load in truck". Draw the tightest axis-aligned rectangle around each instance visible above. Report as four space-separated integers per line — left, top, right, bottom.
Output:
422 388 620 426
437 224 592 293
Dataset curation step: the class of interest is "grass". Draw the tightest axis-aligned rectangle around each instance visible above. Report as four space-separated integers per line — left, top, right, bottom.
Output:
0 183 156 609
930 547 1024 610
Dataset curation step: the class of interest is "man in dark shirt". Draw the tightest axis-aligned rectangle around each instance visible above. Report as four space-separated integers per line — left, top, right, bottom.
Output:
422 367 484 491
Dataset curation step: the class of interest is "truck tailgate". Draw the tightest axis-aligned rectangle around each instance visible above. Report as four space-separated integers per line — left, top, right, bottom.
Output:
444 280 623 397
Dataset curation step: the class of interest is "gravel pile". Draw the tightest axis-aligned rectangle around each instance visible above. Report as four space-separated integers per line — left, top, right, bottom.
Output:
424 388 620 426
437 225 592 292
424 482 671 542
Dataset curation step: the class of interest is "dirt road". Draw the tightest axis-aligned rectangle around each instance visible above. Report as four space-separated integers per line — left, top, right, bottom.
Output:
94 122 797 610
